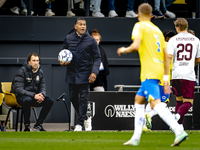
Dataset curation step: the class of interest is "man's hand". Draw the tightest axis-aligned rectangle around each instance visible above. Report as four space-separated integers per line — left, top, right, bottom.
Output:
34 93 45 103
89 73 97 83
117 47 127 56
58 60 70 66
163 80 171 95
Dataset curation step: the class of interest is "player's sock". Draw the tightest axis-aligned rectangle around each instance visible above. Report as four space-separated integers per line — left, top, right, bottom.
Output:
177 102 191 124
145 103 157 118
149 109 157 118
175 113 180 121
130 103 145 141
175 101 183 113
153 102 183 136
145 103 152 113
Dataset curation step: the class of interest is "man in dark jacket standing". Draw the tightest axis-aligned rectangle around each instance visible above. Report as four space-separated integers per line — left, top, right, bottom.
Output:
59 18 101 131
11 53 54 131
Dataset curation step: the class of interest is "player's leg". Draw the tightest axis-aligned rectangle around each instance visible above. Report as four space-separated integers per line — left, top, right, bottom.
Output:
124 79 161 146
175 96 183 121
123 95 146 146
172 79 183 113
175 96 183 113
144 85 170 130
176 98 193 124
123 83 146 146
143 80 161 131
174 79 194 124
172 79 183 122
144 102 153 130
171 79 183 124
146 103 157 118
151 99 188 146
174 96 183 123
152 100 180 131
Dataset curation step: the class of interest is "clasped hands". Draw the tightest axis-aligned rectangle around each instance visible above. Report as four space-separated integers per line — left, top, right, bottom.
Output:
34 93 45 103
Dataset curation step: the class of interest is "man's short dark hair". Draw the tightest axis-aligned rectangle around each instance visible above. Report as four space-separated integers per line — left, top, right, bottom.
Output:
75 18 86 25
28 53 40 61
163 30 176 40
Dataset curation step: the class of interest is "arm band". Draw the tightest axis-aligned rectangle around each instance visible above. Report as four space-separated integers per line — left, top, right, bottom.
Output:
163 75 169 81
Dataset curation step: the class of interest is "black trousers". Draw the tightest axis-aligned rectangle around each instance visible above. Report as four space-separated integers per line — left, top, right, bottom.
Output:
17 95 54 125
69 83 90 126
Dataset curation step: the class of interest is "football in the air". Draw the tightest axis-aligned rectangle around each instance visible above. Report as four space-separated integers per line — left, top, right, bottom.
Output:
58 49 73 63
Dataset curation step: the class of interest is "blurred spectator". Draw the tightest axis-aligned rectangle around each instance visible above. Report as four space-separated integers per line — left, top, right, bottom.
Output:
10 0 34 15
10 0 55 16
165 0 175 8
108 0 137 18
45 2 55 16
67 0 76 17
74 0 84 9
160 0 176 18
150 0 175 18
91 0 104 17
153 0 165 18
74 0 104 17
90 29 110 91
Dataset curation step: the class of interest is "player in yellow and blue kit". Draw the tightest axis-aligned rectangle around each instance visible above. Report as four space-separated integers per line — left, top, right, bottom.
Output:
117 3 188 147
144 30 176 131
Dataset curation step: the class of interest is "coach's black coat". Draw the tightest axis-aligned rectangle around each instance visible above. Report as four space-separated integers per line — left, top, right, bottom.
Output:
62 29 101 84
11 61 46 98
90 45 110 91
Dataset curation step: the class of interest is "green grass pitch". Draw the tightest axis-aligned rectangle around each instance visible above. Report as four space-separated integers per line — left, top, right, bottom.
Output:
0 131 200 150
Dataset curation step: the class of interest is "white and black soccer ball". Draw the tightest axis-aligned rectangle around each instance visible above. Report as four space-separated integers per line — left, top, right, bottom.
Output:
58 49 73 63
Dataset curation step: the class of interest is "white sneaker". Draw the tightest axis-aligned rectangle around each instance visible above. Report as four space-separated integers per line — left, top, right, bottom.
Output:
45 9 55 16
84 117 92 131
108 10 118 17
171 131 188 146
10 6 20 15
45 0 55 4
74 125 82 131
79 1 84 9
164 10 176 18
20 9 34 16
92 11 105 17
123 140 140 146
67 10 76 17
125 10 138 18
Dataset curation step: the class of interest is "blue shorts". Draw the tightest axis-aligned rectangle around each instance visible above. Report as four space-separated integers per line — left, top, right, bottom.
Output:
137 79 169 102
159 85 170 103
